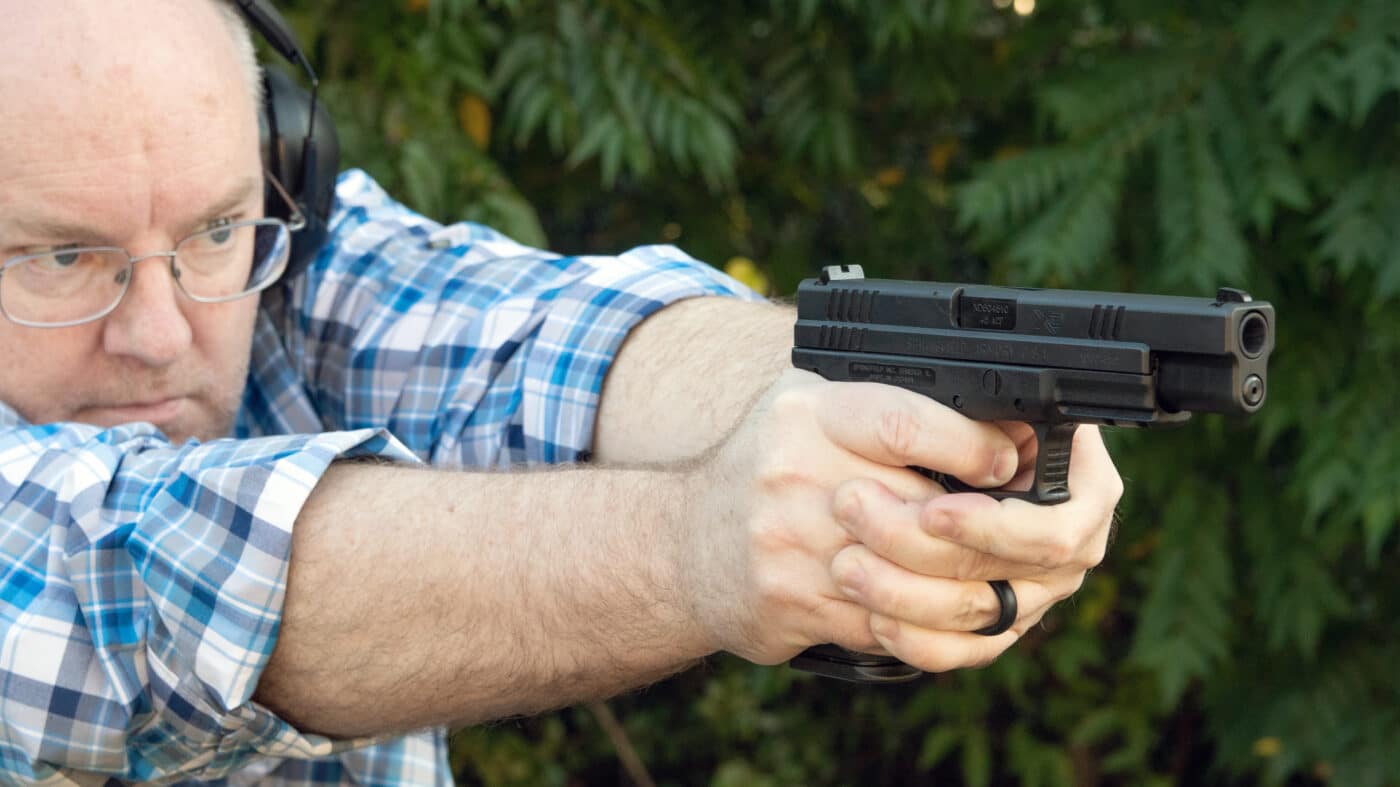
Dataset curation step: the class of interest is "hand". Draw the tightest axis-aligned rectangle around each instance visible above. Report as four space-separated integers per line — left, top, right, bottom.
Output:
684 368 1027 668
828 423 1122 671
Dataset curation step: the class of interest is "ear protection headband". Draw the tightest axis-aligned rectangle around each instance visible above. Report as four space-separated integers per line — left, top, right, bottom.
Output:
230 0 340 281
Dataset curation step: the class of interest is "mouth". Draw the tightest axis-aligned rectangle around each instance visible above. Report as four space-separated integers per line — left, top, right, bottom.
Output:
83 397 187 426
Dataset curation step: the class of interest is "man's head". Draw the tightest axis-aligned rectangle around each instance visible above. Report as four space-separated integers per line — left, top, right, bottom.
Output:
0 0 266 443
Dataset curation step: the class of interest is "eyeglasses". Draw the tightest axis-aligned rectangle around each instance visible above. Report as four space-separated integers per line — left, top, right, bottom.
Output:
0 174 306 328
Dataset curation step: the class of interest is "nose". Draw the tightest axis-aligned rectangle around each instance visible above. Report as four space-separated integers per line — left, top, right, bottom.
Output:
101 253 193 367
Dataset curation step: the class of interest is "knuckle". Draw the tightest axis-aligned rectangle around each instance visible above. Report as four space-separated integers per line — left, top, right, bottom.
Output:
1107 472 1126 505
755 447 808 494
750 514 802 561
1036 535 1076 569
842 623 883 655
832 483 865 528
876 404 924 461
751 568 796 612
954 588 985 629
972 583 1002 627
769 386 818 422
1082 537 1108 569
953 548 991 582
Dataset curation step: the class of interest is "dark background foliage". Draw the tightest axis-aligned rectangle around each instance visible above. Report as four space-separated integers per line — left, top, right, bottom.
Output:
271 0 1400 784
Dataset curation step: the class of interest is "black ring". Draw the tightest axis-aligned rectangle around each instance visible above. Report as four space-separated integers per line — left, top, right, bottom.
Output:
974 580 1017 636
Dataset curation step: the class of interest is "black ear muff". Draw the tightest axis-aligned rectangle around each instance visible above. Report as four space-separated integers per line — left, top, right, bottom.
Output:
234 0 340 282
260 68 340 280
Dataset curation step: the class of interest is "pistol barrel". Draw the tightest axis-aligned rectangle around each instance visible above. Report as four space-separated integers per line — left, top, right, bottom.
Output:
794 267 1274 418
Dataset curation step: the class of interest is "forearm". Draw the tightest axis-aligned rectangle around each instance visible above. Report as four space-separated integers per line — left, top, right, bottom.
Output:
592 296 794 464
254 459 717 737
257 297 793 737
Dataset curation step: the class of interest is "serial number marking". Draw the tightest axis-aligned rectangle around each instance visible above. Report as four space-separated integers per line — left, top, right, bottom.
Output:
850 362 936 387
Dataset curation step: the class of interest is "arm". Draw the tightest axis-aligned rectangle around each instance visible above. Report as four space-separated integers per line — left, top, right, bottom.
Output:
257 459 709 736
0 421 414 783
256 297 796 736
257 297 1122 737
591 296 794 464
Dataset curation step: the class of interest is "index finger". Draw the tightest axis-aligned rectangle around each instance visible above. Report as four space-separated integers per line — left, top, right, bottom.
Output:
921 426 1123 569
815 382 1019 489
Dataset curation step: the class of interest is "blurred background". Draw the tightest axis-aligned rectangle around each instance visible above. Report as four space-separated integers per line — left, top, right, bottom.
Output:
273 1 1400 784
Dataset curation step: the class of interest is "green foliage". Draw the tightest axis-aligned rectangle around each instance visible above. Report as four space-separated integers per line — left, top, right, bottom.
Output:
282 0 1400 783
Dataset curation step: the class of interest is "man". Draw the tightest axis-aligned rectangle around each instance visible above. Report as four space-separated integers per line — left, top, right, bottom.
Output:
0 0 1122 784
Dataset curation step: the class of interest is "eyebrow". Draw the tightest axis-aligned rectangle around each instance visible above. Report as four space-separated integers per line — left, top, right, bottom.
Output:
2 175 263 246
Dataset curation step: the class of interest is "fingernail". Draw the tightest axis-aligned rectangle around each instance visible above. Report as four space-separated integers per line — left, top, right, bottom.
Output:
833 488 861 528
994 447 1018 483
922 507 953 537
837 566 865 598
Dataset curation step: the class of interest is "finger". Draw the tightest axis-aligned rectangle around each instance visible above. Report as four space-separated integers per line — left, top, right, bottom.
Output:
992 420 1040 492
831 546 1061 632
1002 571 1091 635
832 478 1049 580
867 614 1018 673
815 382 1019 488
808 597 891 656
922 426 1122 569
993 420 1037 455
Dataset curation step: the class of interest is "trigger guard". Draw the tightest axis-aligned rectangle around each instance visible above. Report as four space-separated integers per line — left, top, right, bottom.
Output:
931 471 1071 505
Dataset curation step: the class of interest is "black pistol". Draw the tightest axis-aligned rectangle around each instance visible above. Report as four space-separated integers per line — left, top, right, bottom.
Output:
788 265 1275 683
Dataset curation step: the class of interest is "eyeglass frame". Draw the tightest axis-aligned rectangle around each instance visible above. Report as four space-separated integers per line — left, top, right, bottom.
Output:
0 172 307 329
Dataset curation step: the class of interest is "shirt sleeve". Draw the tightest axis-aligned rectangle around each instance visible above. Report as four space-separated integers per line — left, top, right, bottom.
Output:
270 169 765 468
0 411 419 783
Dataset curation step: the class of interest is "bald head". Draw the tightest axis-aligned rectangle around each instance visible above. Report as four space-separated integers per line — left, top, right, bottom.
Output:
0 0 272 442
213 0 266 109
0 0 264 181
0 1 262 133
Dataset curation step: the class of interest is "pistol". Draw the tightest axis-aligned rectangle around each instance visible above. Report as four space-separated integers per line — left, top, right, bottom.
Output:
788 265 1275 683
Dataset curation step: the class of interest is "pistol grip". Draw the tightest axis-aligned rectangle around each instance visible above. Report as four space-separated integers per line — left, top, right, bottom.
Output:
937 422 1076 505
789 644 922 683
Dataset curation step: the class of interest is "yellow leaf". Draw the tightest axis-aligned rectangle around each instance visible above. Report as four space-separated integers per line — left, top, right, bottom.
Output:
1252 737 1283 758
457 95 492 149
406 0 430 11
927 139 959 177
994 144 1025 161
875 167 905 187
724 256 770 295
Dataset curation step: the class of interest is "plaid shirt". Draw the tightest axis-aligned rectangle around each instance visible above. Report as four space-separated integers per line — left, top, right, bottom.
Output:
0 170 759 785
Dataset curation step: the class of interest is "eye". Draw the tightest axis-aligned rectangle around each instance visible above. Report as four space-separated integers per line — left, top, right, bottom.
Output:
29 245 86 271
205 217 237 245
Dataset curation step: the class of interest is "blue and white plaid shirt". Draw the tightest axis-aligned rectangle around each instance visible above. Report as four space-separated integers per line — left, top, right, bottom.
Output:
0 170 759 785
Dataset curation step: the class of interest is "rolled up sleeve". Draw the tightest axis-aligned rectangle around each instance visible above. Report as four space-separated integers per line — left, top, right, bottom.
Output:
273 170 764 468
0 419 417 783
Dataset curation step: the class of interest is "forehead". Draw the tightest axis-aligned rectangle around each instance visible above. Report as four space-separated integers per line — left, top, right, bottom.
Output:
0 0 261 237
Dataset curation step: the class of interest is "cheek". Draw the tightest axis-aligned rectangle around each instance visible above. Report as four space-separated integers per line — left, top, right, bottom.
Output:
187 297 259 384
0 322 101 423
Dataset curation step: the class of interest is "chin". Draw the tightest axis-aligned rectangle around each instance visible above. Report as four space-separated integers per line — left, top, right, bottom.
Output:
155 406 237 445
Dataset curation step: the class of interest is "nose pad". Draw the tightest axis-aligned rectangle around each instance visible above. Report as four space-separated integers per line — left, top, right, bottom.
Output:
101 253 193 365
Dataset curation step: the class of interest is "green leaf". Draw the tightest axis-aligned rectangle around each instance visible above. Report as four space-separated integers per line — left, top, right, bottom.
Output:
917 727 961 772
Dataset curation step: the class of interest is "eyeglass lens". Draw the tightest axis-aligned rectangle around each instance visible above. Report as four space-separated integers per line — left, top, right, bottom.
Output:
0 221 291 326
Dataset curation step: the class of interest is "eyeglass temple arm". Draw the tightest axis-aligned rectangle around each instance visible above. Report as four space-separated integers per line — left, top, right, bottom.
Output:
265 171 308 231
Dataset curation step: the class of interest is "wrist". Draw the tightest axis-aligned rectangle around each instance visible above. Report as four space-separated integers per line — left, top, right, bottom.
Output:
674 447 749 657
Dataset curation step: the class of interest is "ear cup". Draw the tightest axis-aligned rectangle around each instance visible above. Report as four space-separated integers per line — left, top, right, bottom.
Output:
259 67 340 281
